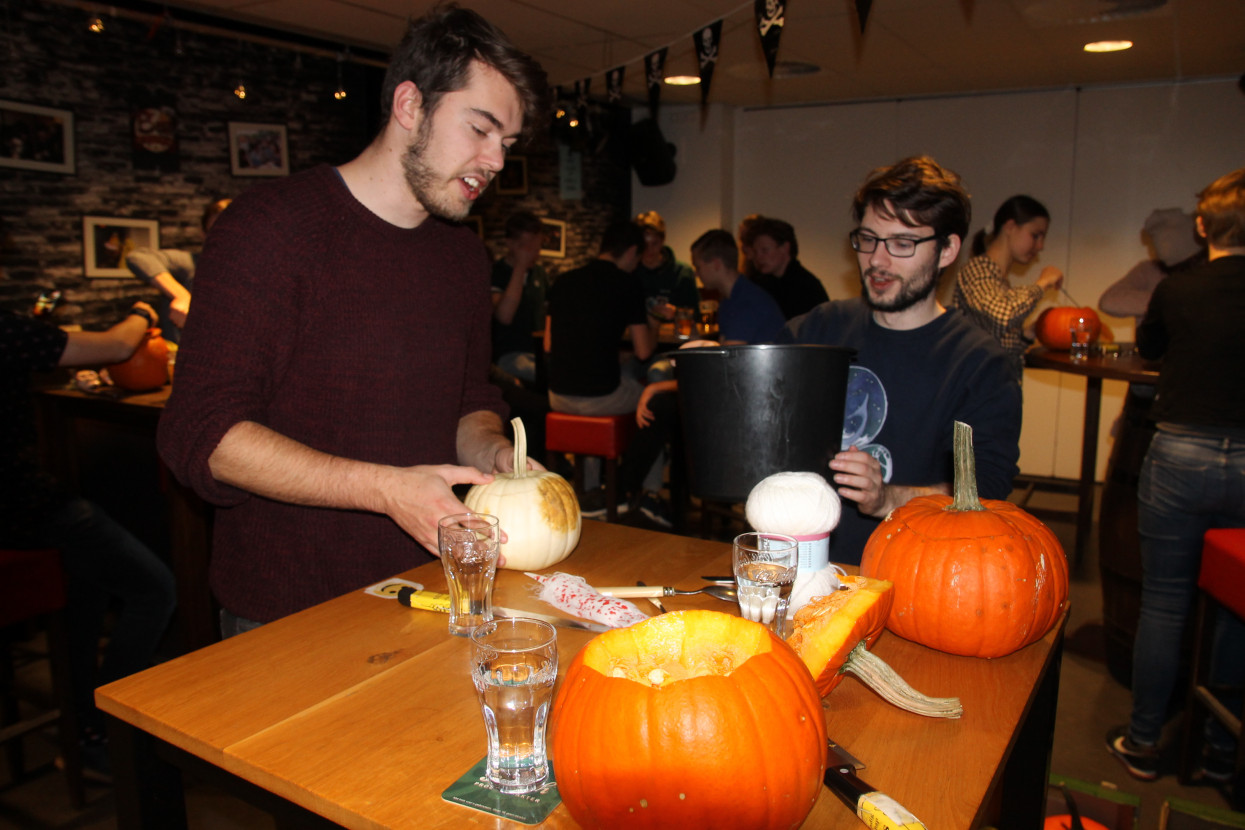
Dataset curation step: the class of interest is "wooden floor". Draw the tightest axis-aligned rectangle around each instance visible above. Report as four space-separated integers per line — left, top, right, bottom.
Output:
0 485 1237 830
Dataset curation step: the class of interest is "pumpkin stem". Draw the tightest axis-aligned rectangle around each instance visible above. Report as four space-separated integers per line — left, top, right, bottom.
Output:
511 417 528 479
947 420 985 513
843 643 963 718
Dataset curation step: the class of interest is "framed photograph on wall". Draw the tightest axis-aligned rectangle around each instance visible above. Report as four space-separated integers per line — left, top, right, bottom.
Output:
228 121 289 176
539 218 566 259
0 99 75 174
497 155 527 195
82 215 160 278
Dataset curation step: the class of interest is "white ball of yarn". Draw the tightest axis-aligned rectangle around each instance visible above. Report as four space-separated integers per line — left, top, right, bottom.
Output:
745 471 842 536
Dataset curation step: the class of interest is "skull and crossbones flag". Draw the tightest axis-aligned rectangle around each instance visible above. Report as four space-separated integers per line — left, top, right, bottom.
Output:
855 0 873 33
645 47 667 119
606 66 625 103
755 0 784 77
694 20 723 104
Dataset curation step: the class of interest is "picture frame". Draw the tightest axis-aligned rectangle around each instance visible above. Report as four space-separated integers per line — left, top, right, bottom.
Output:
228 121 289 177
539 218 567 259
82 215 160 278
497 155 528 195
0 99 75 174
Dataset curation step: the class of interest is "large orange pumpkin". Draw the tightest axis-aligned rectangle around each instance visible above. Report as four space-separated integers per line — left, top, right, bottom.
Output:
861 422 1069 659
107 327 169 391
1035 306 1101 350
550 610 825 830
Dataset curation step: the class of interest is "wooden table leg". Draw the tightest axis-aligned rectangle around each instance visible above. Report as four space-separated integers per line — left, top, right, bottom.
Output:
107 714 187 830
994 629 1064 830
1075 377 1103 565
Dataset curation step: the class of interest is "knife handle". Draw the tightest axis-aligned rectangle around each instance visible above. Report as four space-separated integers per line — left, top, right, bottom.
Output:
597 586 665 598
825 765 926 830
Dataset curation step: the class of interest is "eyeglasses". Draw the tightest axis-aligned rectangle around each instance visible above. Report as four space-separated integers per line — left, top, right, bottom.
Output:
849 229 941 258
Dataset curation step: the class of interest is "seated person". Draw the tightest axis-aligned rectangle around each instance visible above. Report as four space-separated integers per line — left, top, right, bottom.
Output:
125 198 231 343
778 156 1021 565
633 210 701 327
1 302 176 771
620 230 785 527
749 217 829 320
490 210 549 385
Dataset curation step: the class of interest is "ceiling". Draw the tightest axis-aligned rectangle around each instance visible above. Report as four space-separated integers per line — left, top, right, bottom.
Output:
138 0 1245 108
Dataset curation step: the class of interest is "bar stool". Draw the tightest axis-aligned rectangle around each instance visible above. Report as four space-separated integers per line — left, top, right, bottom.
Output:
0 548 84 808
1177 528 1245 807
545 412 634 522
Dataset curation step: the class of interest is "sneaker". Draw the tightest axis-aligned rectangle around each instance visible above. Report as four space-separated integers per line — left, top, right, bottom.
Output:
1105 724 1159 781
637 492 673 529
578 488 629 520
1197 745 1236 784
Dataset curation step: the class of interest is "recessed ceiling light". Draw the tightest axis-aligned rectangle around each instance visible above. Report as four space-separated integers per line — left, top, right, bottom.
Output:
663 75 701 86
1084 40 1133 53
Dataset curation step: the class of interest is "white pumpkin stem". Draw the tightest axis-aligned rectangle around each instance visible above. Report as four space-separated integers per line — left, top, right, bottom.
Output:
947 420 985 513
511 417 528 479
843 642 964 718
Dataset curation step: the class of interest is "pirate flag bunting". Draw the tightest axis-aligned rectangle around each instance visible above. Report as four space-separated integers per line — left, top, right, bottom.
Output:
645 47 667 119
575 78 590 116
606 66 625 103
755 0 784 77
694 20 723 104
855 0 873 33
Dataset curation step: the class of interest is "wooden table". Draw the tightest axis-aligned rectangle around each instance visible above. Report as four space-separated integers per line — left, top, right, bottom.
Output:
97 521 1063 830
1023 347 1159 564
34 384 216 652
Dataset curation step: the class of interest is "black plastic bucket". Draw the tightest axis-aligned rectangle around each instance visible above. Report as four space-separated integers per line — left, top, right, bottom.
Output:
673 344 854 503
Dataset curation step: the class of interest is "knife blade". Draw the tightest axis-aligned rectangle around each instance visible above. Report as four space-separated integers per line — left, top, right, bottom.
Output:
395 587 609 633
824 741 927 830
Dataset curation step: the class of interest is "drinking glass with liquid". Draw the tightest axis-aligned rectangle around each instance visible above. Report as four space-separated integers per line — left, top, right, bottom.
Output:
732 532 799 638
1069 317 1093 361
439 513 501 636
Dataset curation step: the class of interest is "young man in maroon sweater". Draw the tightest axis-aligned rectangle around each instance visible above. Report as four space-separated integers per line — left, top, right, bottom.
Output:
158 7 548 634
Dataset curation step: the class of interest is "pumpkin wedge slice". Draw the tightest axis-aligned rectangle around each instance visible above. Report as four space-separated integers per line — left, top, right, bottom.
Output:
786 575 962 718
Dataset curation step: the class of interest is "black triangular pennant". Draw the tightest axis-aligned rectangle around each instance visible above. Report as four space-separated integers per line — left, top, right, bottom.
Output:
694 20 723 105
755 0 784 77
606 65 625 104
855 0 873 33
645 48 667 119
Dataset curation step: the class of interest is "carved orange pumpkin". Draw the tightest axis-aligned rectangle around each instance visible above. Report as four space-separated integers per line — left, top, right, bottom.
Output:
550 611 825 830
107 327 169 391
1035 306 1101 350
861 422 1069 659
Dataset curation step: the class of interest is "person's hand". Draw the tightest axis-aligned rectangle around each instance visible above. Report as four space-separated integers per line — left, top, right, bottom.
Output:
828 446 888 516
129 301 158 324
1037 266 1064 291
648 299 676 325
513 241 540 274
169 295 191 328
383 464 510 561
636 386 660 428
493 444 546 474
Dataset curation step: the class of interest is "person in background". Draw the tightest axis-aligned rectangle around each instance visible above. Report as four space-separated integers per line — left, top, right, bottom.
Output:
1106 167 1245 784
157 6 548 636
737 213 764 278
633 210 700 328
490 210 549 385
750 217 829 320
953 195 1064 381
124 198 231 343
1 302 175 773
1099 207 1206 322
545 221 653 516
619 230 786 528
778 156 1021 565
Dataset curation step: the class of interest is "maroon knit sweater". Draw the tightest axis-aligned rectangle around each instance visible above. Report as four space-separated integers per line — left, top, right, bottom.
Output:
157 165 505 622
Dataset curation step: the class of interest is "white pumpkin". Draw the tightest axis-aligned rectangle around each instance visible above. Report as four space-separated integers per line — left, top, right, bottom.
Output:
464 417 581 571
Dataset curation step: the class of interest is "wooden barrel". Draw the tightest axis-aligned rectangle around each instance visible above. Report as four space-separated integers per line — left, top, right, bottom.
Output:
1097 385 1155 688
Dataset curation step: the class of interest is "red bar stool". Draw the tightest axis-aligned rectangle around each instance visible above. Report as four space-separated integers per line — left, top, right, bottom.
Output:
1177 528 1245 806
545 412 635 522
0 548 84 808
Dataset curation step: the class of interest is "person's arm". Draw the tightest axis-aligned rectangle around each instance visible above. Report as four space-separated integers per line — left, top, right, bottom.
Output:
152 273 193 327
57 302 157 366
636 379 678 427
492 250 538 326
1099 260 1166 320
956 258 1045 330
127 249 197 327
828 448 950 518
629 322 656 361
457 409 540 474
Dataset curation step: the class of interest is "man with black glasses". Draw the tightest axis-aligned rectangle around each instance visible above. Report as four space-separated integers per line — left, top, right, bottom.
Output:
778 156 1021 564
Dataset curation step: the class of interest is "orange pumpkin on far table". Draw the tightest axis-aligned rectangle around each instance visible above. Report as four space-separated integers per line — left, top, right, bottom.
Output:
1035 306 1101 350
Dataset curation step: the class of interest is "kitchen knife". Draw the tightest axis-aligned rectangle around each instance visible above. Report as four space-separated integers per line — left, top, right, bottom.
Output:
396 587 609 633
824 741 927 830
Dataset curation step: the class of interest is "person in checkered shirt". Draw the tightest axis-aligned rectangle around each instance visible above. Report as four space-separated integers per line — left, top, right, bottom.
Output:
952 195 1064 380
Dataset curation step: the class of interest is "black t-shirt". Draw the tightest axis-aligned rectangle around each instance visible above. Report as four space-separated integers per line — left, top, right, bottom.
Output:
546 259 647 396
752 258 830 320
489 258 549 361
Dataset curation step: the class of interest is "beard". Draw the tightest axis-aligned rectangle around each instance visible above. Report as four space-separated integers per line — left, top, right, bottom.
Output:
860 257 941 313
401 117 471 222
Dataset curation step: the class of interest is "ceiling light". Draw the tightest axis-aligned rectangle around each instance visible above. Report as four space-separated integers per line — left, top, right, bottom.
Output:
663 75 701 86
234 83 247 99
88 16 104 33
1084 40 1133 53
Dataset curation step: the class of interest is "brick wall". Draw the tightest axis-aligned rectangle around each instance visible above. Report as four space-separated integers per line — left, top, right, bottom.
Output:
1 0 631 327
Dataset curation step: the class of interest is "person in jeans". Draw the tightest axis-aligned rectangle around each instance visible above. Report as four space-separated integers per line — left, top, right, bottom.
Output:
1107 166 1245 783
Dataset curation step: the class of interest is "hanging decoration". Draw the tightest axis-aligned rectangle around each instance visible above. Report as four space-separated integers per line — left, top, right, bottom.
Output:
755 0 785 77
606 66 625 104
855 0 873 33
575 77 591 123
693 20 723 105
645 47 667 119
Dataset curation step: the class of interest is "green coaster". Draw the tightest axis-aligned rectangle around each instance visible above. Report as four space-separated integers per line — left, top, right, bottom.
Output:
441 757 561 825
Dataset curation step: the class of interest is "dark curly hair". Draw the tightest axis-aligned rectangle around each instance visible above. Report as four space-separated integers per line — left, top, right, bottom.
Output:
852 155 971 243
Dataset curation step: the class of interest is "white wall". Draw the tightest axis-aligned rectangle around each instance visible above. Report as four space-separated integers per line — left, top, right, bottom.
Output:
633 78 1244 480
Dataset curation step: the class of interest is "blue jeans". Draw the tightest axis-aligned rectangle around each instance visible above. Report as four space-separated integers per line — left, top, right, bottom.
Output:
1130 429 1245 748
